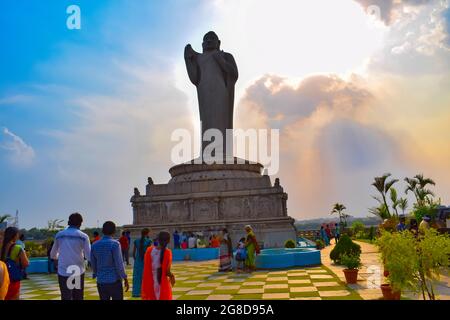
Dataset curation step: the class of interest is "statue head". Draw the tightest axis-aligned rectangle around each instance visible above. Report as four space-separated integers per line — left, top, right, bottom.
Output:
202 31 220 52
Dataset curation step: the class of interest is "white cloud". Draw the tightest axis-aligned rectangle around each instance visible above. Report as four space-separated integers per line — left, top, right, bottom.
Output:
1 127 36 168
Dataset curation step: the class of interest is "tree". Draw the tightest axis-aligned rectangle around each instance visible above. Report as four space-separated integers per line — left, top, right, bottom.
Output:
405 174 438 222
405 174 436 207
389 188 400 217
398 198 408 215
331 203 348 227
371 173 399 218
47 219 64 231
369 204 390 220
0 214 11 224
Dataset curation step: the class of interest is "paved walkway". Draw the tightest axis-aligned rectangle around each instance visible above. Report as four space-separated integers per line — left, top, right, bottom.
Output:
320 240 450 300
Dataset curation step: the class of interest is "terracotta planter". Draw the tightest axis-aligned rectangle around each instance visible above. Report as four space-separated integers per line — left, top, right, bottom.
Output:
380 284 401 300
343 269 359 284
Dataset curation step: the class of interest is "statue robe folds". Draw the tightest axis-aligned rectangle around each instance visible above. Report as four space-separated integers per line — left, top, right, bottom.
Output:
185 48 238 158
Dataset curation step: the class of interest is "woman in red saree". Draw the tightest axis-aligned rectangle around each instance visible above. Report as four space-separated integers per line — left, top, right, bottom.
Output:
141 231 175 300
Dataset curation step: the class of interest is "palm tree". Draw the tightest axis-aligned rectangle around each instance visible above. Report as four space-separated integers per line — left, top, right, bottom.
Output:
372 173 398 217
398 198 408 215
47 219 64 231
405 174 436 206
0 214 11 224
404 177 419 201
415 174 435 189
369 204 390 220
331 203 347 227
389 188 400 217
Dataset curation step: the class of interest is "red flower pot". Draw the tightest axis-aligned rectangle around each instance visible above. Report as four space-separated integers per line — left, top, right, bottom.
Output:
380 284 401 300
343 269 359 284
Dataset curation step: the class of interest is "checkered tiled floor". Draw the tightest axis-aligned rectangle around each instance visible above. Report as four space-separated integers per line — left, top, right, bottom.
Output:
19 260 362 300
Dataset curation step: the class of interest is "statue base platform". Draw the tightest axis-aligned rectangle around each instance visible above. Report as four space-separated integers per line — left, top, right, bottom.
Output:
125 158 297 248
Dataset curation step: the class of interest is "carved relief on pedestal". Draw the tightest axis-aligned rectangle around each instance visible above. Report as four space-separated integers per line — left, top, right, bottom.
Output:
255 195 276 218
193 199 216 221
243 197 252 218
166 201 189 222
139 202 162 224
220 197 246 220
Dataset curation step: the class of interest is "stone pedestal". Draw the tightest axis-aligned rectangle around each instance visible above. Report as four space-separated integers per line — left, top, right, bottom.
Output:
124 158 297 248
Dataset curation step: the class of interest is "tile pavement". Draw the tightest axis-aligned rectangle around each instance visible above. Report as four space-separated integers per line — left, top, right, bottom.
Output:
19 260 362 300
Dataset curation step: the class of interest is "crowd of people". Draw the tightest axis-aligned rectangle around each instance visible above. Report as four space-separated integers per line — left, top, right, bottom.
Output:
0 213 261 300
316 223 340 246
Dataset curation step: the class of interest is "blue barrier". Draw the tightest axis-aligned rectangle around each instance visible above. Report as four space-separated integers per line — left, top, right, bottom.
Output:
256 248 321 269
26 257 55 274
172 248 219 261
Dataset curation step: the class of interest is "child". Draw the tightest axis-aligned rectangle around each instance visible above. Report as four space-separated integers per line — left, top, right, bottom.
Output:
235 237 246 273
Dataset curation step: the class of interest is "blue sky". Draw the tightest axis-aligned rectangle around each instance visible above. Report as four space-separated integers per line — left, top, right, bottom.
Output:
0 0 210 228
1 0 449 229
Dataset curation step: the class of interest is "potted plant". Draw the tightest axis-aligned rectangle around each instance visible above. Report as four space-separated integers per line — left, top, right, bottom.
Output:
376 231 417 300
330 234 361 264
341 253 361 284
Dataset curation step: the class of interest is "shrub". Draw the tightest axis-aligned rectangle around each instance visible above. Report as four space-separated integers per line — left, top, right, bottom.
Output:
413 204 437 223
376 229 450 299
24 241 47 257
351 221 365 235
367 226 376 240
284 239 296 248
341 253 361 270
330 234 361 263
315 239 325 249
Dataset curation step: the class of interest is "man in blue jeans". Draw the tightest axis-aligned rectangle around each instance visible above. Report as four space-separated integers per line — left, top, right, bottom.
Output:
91 221 129 300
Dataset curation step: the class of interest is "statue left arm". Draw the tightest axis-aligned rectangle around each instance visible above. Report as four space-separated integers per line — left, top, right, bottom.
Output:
214 51 238 83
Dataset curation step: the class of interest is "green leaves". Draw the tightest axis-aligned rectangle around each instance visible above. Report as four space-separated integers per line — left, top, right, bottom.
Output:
341 253 362 270
331 203 348 227
0 214 12 223
371 173 398 218
376 229 450 299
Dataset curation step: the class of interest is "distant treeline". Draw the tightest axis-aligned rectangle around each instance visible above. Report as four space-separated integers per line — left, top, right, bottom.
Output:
294 216 381 231
19 227 120 241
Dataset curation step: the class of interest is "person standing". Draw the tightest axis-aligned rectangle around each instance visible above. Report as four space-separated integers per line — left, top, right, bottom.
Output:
334 223 340 243
409 218 419 237
325 224 333 243
90 221 129 300
320 226 329 246
91 231 101 244
188 233 196 249
211 235 220 248
244 225 259 273
0 259 10 300
16 234 28 279
47 240 56 274
397 215 407 232
132 228 152 298
16 234 25 250
119 232 130 265
141 231 175 300
173 230 180 249
125 231 131 262
1 227 29 300
50 213 91 300
419 215 431 235
235 238 246 273
218 229 232 272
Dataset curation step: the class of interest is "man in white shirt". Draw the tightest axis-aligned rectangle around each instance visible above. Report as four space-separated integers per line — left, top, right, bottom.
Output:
50 213 91 300
188 234 197 249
